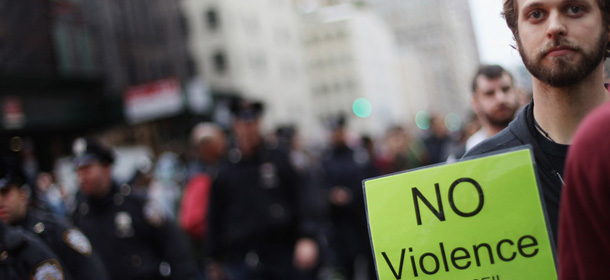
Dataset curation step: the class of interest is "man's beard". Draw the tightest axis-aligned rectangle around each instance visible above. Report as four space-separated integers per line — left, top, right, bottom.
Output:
517 28 608 88
484 104 517 128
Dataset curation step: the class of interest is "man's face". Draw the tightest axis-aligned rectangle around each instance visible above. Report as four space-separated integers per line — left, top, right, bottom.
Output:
76 162 111 198
233 118 261 150
515 0 609 87
473 72 519 127
0 186 28 225
331 128 347 147
199 131 228 163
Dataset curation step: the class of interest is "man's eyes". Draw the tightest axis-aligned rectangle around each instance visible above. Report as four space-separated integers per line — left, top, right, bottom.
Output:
526 5 585 21
566 5 584 15
529 10 544 19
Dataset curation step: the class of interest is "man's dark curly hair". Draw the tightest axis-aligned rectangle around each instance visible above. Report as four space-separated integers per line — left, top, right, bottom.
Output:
502 0 610 58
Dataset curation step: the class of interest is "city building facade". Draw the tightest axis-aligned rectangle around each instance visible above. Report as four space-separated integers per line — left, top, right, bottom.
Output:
181 0 319 141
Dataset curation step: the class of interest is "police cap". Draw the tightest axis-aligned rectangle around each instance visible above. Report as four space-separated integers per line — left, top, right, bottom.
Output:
72 138 115 168
327 114 347 131
0 158 27 190
229 98 264 121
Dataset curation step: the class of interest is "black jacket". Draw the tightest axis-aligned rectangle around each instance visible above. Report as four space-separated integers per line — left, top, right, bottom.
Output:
320 144 377 228
72 183 196 280
20 209 110 280
207 145 319 261
463 101 563 242
0 221 72 280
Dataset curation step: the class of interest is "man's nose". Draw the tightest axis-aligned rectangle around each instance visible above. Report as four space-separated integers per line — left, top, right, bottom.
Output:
495 90 511 103
546 11 567 40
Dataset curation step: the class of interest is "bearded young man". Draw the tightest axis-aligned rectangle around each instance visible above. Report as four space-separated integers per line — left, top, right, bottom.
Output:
466 64 520 151
463 0 610 242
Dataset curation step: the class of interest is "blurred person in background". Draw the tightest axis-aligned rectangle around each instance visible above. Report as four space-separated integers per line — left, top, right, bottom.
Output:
466 64 520 151
360 135 387 175
422 114 453 164
206 97 319 280
149 152 186 219
383 125 429 174
186 122 228 179
314 115 378 280
69 137 197 280
275 125 327 279
179 122 227 279
127 155 155 197
36 171 67 216
0 219 70 279
274 125 320 178
0 157 108 280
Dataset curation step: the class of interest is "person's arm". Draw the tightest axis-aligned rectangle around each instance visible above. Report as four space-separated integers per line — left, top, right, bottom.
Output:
142 200 197 280
283 153 320 270
56 225 110 280
4 223 74 280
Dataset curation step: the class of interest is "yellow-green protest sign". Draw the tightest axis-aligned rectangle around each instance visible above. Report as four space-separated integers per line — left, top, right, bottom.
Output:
363 147 556 280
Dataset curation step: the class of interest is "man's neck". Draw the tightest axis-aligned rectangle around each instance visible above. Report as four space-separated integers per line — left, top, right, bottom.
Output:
532 65 609 144
238 138 261 158
12 209 28 226
483 124 506 138
91 181 113 200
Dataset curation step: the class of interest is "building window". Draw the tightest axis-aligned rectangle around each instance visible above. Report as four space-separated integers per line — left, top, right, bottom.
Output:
179 13 189 38
186 56 198 77
206 8 219 30
213 51 227 74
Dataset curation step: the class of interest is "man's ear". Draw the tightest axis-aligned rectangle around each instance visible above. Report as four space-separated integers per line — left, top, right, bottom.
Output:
471 96 480 114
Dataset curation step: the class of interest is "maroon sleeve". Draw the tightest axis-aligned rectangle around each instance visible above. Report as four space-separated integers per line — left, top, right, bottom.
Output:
559 102 610 279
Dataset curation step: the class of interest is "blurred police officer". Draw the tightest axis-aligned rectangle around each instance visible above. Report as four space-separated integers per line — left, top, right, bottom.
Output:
69 137 197 280
0 219 72 279
206 98 319 280
0 158 109 280
316 115 378 280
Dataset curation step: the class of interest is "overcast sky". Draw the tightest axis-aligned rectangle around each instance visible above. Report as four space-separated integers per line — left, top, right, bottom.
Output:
469 0 524 68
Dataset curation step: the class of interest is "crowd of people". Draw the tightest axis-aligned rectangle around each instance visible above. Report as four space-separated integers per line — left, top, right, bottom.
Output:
0 96 484 280
2 0 610 279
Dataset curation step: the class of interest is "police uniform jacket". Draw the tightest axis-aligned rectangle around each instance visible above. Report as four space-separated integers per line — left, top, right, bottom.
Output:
71 183 196 280
207 145 318 262
0 221 72 280
320 144 377 227
19 209 110 280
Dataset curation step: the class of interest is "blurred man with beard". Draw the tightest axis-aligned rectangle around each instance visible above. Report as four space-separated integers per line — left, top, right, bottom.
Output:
464 0 610 242
466 65 520 151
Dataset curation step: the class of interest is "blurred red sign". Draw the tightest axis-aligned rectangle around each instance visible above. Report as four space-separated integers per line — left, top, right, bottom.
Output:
124 78 184 123
2 97 26 129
